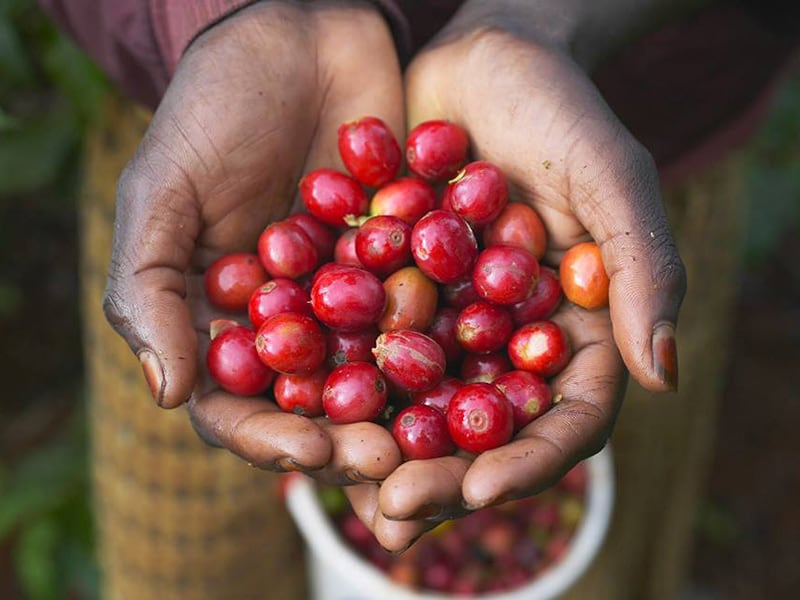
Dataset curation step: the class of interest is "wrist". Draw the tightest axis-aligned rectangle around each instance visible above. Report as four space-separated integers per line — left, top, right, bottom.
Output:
434 0 713 72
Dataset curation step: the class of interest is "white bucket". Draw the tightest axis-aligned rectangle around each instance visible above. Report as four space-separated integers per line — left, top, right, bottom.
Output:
286 445 615 600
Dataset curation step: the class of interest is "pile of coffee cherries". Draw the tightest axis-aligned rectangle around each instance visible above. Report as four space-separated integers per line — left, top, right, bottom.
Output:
205 116 609 458
320 462 588 595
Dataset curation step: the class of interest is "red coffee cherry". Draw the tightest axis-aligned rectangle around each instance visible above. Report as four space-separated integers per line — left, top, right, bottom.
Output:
310 266 386 331
257 221 318 279
322 362 388 424
446 161 508 227
392 404 456 460
255 312 326 375
274 369 328 417
507 321 571 378
483 202 548 260
337 116 401 187
510 267 563 326
472 245 540 306
372 330 446 392
207 322 274 396
204 253 268 312
355 215 413 277
411 210 478 284
248 278 311 329
447 383 514 454
405 120 469 182
493 370 553 431
370 178 437 225
300 168 369 227
456 302 514 354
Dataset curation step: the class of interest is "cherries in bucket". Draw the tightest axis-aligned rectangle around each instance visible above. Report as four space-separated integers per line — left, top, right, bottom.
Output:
204 116 610 458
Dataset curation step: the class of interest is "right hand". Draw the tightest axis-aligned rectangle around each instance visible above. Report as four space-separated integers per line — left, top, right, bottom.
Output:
103 1 406 483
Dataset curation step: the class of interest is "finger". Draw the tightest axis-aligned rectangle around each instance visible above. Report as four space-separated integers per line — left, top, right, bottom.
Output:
104 8 323 409
410 45 685 392
311 420 402 485
104 154 201 408
188 391 331 471
345 485 432 553
461 303 624 509
378 456 471 521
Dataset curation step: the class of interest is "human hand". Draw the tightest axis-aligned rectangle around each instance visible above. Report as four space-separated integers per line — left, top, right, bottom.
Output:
347 0 687 551
103 1 406 483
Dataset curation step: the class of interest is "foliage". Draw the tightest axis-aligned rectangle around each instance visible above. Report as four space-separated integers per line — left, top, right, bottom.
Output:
0 0 108 198
742 77 800 264
0 409 98 600
0 1 106 598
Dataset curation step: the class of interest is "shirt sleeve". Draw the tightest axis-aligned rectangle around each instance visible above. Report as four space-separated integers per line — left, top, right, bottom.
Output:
39 0 257 109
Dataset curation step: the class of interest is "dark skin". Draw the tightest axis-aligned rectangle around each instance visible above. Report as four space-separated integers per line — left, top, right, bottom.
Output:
104 0 689 551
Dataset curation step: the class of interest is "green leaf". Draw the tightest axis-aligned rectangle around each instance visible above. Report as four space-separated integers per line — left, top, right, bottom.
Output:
14 517 60 600
0 434 83 537
40 33 108 127
0 108 78 196
0 13 35 88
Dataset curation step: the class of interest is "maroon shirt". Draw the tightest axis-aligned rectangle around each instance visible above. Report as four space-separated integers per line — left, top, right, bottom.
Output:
40 0 798 187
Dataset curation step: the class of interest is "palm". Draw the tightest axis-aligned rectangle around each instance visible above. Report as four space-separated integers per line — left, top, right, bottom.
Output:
106 2 406 480
344 30 683 552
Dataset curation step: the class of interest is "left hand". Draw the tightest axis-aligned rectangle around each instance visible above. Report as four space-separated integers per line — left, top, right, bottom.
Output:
345 2 687 551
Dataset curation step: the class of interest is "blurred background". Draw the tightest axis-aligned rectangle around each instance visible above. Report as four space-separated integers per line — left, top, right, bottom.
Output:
0 1 798 598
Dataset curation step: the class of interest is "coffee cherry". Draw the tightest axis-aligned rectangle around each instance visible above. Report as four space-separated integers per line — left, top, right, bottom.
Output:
326 327 379 367
379 266 438 332
248 278 310 329
472 245 540 306
311 266 386 331
337 116 401 187
257 221 318 279
446 161 508 227
370 178 437 225
405 120 469 181
322 362 388 424
483 202 548 260
426 307 464 364
494 370 553 431
507 321 571 377
333 228 364 267
559 241 610 309
284 213 337 262
274 369 328 417
441 276 481 310
373 330 446 392
456 302 514 354
510 266 562 326
392 404 455 460
411 210 478 284
207 323 274 396
300 168 369 227
410 377 464 414
355 215 412 276
204 253 268 312
255 312 326 375
460 352 511 383
447 383 514 454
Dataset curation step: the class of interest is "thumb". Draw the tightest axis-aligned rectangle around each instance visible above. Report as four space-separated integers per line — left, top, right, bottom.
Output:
103 149 201 408
570 141 686 392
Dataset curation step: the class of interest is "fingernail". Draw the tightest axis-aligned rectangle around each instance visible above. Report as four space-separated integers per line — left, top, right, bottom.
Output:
652 322 678 391
139 349 165 406
344 469 383 484
275 457 308 473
